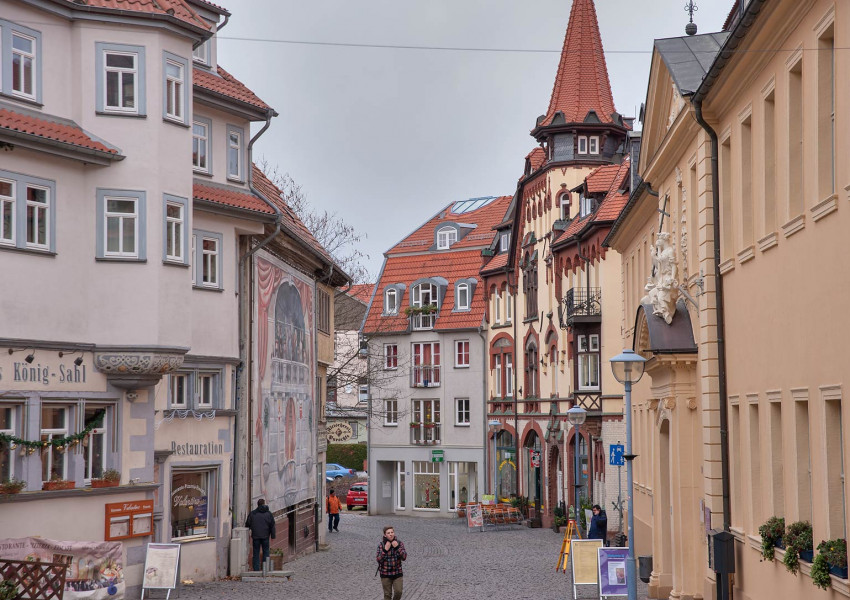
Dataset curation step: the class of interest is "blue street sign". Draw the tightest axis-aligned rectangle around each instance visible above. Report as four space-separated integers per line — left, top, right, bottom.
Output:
609 444 625 466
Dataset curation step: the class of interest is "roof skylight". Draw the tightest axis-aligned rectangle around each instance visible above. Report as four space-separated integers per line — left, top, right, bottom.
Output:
451 196 497 215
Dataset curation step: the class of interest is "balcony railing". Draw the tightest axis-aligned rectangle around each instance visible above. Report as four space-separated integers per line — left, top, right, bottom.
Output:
411 365 441 388
411 312 437 330
562 287 602 328
409 423 441 445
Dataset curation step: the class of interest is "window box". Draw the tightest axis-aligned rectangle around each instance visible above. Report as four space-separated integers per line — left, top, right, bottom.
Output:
830 565 848 579
91 478 120 489
42 479 75 491
0 479 26 495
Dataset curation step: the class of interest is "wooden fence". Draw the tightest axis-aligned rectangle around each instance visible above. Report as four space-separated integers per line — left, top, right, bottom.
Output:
1 558 66 600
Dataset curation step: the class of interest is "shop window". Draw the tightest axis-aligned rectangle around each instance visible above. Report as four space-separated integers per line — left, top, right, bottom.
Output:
41 405 68 482
171 470 215 540
84 405 106 482
413 460 440 510
0 405 15 480
448 462 475 510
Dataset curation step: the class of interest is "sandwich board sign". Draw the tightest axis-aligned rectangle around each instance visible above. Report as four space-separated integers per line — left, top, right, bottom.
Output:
141 543 181 600
571 539 603 598
598 547 629 598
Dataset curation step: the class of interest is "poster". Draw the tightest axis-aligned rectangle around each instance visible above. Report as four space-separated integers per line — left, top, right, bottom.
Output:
598 548 629 597
466 503 484 528
142 543 180 590
253 252 317 512
572 540 603 585
0 537 124 599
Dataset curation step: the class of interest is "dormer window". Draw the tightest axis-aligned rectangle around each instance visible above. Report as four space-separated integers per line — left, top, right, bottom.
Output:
456 283 470 311
589 136 599 154
385 288 398 315
559 193 571 220
500 232 510 253
437 226 457 249
412 282 439 330
577 136 588 154
580 194 594 218
193 40 210 65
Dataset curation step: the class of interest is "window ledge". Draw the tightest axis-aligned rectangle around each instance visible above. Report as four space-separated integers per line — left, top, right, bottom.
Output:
226 177 245 185
719 258 735 275
455 423 471 427
0 245 56 257
736 245 755 265
490 323 513 330
163 117 190 129
193 169 213 178
0 92 43 109
781 214 806 238
0 482 159 503
811 193 838 222
96 256 146 263
163 260 190 268
96 111 147 119
454 365 470 369
522 317 538 324
757 232 778 253
193 285 224 293
384 423 398 427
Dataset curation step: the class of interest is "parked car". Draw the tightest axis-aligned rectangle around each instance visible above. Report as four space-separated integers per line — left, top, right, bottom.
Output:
326 463 355 479
346 483 368 510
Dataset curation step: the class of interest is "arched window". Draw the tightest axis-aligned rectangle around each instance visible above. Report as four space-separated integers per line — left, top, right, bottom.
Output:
384 288 398 315
559 192 571 220
525 338 538 398
456 282 470 310
436 226 457 249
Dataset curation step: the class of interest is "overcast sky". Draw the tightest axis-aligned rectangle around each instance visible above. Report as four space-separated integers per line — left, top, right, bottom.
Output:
216 0 730 280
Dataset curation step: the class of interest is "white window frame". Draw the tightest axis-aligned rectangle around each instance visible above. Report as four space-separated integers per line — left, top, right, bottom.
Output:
580 194 593 218
411 282 438 330
11 31 36 100
170 373 188 409
396 461 406 509
577 135 588 155
0 405 15 481
83 407 107 483
384 399 398 426
455 340 470 368
494 355 502 397
436 226 457 249
500 232 509 252
0 178 16 246
165 200 184 262
413 460 441 510
494 292 501 324
41 406 68 482
192 40 209 64
103 50 139 114
227 126 243 181
385 288 398 315
589 136 600 154
505 354 514 397
201 236 219 287
26 184 50 250
577 334 601 391
197 372 215 408
506 293 513 323
164 58 184 121
412 341 441 387
560 193 570 220
456 283 470 310
455 398 470 426
384 344 398 370
191 234 196 285
104 196 138 258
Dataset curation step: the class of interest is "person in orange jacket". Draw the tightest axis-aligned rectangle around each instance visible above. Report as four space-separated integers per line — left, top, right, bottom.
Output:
327 489 342 532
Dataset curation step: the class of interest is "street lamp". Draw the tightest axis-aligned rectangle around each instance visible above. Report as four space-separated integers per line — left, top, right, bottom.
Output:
610 349 647 600
488 420 502 500
566 406 587 522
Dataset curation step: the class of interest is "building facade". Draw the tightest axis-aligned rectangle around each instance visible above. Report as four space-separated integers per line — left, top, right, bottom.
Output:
606 1 850 598
363 196 511 517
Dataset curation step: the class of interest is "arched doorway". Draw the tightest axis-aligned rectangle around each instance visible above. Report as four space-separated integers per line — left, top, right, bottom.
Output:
523 431 542 514
496 430 516 502
548 443 562 518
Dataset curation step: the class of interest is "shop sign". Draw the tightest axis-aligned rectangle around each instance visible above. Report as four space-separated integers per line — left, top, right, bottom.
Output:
170 441 225 455
105 500 154 541
0 353 103 392
431 449 444 463
530 449 541 468
0 536 125 599
326 422 353 442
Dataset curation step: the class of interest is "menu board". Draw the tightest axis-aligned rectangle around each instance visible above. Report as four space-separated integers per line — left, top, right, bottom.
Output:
572 540 603 585
466 503 484 528
142 543 180 592
104 500 154 541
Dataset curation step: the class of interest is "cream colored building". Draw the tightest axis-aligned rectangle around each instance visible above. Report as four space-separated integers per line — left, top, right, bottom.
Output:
606 0 850 598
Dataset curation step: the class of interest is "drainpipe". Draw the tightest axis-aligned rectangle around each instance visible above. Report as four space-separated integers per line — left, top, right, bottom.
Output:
478 323 488 498
693 100 732 532
235 110 280 530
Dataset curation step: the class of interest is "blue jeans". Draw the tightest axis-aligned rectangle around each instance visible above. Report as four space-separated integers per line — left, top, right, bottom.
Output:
328 513 340 531
252 537 270 571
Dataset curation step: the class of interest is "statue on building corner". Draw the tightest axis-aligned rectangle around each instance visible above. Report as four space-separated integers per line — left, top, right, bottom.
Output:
640 232 679 324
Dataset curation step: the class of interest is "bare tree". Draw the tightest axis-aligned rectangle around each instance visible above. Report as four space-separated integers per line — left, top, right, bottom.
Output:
257 158 372 283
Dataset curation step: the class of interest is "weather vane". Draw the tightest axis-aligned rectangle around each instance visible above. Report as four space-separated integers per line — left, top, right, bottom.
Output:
685 1 698 35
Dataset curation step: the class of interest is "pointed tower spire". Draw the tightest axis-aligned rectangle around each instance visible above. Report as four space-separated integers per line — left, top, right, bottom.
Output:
539 0 617 128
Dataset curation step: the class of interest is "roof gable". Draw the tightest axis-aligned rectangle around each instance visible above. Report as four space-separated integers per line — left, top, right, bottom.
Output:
53 0 211 32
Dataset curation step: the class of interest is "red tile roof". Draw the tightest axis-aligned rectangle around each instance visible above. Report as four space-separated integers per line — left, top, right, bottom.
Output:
251 165 337 267
187 0 230 15
481 252 509 274
62 0 210 31
387 196 511 255
539 0 617 127
193 181 274 215
363 251 487 334
526 147 545 172
0 108 121 157
347 283 375 304
594 192 629 222
585 157 630 195
194 66 273 112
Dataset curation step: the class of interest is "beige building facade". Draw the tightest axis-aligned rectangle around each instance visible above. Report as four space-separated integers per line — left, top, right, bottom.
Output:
607 1 850 598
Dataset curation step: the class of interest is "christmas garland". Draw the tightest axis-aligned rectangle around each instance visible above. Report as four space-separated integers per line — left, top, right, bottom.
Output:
0 409 105 451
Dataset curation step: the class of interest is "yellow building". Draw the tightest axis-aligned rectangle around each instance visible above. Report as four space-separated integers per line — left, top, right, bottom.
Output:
606 0 850 598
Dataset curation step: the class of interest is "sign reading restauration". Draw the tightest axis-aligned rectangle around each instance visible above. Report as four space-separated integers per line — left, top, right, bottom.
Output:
170 441 224 455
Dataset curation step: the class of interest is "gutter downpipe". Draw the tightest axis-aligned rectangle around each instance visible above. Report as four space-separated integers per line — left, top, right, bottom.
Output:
478 323 488 498
235 111 279 532
693 100 732 533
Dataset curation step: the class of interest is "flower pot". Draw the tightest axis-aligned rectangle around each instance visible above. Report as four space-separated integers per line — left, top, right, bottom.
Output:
0 485 24 495
270 554 284 570
830 565 848 579
799 550 814 563
42 480 75 491
774 539 784 549
91 479 120 488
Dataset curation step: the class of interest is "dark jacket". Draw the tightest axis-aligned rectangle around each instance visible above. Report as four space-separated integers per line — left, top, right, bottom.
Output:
245 505 276 540
588 510 608 541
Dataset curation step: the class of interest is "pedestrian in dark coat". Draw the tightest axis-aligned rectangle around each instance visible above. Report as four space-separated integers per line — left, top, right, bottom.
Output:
588 504 608 543
376 525 407 600
245 498 276 570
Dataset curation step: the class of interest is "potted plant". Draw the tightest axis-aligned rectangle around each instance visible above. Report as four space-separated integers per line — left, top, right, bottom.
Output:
0 579 19 600
423 421 436 429
0 479 26 495
91 469 121 488
42 475 75 491
812 552 832 590
269 548 284 571
409 422 420 428
819 538 848 579
783 521 813 575
758 516 785 561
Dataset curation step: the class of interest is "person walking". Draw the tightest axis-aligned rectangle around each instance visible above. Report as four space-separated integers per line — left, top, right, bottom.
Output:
376 525 407 600
588 504 608 544
327 489 341 532
245 498 276 571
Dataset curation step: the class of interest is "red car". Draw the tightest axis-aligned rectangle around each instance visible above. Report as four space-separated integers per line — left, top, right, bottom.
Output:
346 483 368 510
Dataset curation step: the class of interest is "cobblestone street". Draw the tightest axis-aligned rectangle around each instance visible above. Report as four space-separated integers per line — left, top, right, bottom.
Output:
181 511 649 600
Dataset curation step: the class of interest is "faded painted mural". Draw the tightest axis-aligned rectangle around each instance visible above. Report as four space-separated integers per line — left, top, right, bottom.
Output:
253 251 316 512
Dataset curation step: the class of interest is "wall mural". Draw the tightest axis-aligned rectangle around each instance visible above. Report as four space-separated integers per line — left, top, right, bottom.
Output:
253 252 316 512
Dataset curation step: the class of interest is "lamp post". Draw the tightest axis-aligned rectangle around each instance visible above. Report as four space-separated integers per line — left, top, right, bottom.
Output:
488 420 502 500
566 406 587 522
610 349 647 600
